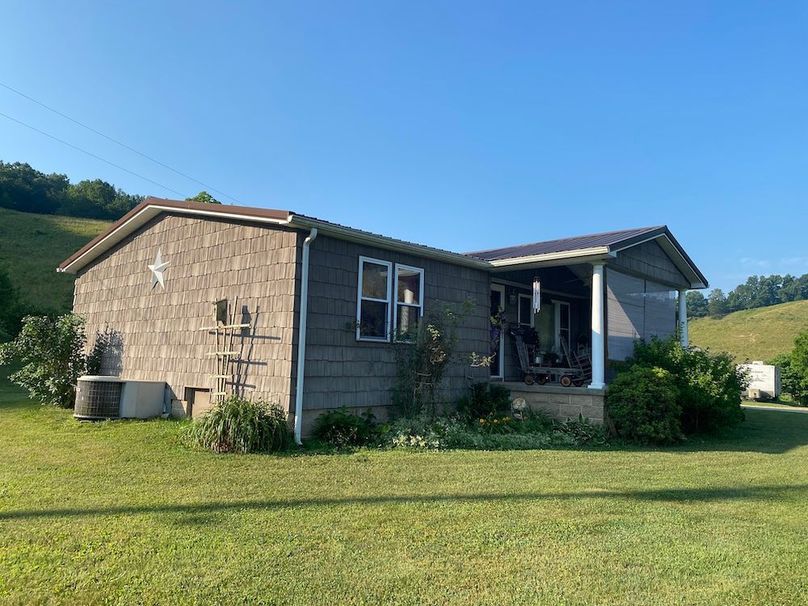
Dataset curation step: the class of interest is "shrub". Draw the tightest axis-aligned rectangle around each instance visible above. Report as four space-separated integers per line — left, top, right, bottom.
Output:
456 382 512 420
383 411 605 450
391 302 474 419
185 396 291 453
312 408 379 448
771 331 808 405
771 353 807 405
0 314 90 408
607 366 683 444
629 338 746 434
555 414 609 446
0 266 23 342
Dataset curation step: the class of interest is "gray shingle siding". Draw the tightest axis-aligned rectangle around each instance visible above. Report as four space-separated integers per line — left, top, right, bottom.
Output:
301 235 490 413
610 240 690 289
73 214 300 414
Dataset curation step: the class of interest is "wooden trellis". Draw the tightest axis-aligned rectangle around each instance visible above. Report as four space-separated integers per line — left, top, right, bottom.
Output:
199 297 250 404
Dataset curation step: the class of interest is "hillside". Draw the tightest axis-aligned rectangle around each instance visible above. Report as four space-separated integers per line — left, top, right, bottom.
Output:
0 207 109 315
689 300 808 362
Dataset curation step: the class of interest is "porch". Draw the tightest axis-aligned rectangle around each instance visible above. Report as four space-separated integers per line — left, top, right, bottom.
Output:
476 227 707 396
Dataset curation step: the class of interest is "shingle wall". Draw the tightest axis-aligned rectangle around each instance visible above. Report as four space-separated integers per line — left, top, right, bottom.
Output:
72 213 301 414
302 235 490 413
611 240 690 288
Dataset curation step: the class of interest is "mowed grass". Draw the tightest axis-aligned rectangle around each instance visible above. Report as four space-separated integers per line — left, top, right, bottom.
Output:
1 381 807 605
0 207 109 314
689 300 808 361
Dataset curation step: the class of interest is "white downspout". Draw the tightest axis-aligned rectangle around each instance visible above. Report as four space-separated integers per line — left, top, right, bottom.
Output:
294 228 318 445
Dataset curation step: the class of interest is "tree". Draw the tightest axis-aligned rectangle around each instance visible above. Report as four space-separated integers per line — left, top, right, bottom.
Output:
0 314 89 407
707 289 728 317
686 291 708 318
63 179 142 219
0 267 22 342
186 191 221 204
781 274 808 302
0 161 69 214
0 160 142 220
770 331 808 405
791 330 808 400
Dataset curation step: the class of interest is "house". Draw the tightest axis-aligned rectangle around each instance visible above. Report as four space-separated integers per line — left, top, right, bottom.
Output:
58 197 707 441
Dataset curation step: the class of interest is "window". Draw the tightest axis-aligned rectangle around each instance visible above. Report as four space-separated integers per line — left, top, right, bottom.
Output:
214 299 228 325
517 293 533 327
356 257 425 342
357 257 392 341
394 264 424 341
554 300 571 353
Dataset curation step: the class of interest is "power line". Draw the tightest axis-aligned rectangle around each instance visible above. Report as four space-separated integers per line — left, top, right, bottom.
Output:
0 80 239 203
0 110 188 198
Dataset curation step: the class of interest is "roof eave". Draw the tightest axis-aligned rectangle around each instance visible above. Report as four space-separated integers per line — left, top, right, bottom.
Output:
609 229 709 289
487 246 614 269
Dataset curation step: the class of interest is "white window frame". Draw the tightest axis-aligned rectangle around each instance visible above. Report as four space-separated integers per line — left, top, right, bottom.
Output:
517 293 534 327
356 256 393 342
553 299 571 353
393 263 425 342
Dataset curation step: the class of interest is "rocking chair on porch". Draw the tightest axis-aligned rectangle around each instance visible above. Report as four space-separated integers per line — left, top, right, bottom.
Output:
511 328 591 387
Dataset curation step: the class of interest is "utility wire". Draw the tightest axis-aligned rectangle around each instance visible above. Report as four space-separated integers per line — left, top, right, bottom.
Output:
0 80 239 203
0 110 188 198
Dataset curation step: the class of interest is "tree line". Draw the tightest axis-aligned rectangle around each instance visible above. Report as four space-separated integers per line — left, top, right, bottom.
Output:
687 273 808 318
0 161 144 220
0 160 221 221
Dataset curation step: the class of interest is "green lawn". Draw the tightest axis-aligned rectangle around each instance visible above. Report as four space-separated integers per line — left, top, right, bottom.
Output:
1 380 807 605
689 300 808 362
0 207 108 314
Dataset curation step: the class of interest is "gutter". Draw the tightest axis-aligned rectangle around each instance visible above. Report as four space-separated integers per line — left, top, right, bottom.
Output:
293 228 318 445
487 246 613 267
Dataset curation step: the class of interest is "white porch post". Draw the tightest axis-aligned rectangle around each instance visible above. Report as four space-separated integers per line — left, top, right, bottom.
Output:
678 289 689 347
589 263 606 389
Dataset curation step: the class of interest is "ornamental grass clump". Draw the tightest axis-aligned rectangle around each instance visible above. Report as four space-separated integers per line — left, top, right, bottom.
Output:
186 396 291 454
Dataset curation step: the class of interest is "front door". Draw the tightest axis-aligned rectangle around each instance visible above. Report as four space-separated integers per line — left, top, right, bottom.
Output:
490 285 505 378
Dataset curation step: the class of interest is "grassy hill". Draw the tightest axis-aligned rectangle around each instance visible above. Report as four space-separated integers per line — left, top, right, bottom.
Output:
0 207 109 315
690 300 808 362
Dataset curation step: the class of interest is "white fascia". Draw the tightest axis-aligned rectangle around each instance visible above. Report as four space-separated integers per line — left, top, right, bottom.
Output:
488 247 614 269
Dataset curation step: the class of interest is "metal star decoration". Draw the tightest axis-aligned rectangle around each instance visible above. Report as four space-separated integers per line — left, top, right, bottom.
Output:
148 249 169 289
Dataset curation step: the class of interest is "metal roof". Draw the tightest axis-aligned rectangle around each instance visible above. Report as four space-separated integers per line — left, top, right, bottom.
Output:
465 226 664 261
57 198 707 288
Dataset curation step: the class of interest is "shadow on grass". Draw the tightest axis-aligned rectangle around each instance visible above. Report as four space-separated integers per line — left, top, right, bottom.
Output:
2 484 806 522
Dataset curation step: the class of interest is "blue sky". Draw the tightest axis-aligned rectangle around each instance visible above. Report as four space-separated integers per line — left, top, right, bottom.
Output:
1 1 806 291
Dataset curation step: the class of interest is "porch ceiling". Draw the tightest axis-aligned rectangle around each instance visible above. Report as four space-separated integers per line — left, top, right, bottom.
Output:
494 265 590 297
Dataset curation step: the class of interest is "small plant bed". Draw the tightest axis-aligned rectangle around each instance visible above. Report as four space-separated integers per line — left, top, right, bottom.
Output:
311 383 607 452
184 396 291 454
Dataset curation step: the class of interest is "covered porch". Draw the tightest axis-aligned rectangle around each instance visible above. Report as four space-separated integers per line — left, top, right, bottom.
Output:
470 226 708 420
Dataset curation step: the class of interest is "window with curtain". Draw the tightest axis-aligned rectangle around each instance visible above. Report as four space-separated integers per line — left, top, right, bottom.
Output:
394 264 424 341
356 257 424 342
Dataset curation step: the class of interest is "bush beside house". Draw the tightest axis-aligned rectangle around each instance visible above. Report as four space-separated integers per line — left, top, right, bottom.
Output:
185 396 291 454
0 314 108 408
606 338 747 443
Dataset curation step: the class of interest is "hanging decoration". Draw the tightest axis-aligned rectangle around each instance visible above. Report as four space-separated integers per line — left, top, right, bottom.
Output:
532 277 541 313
